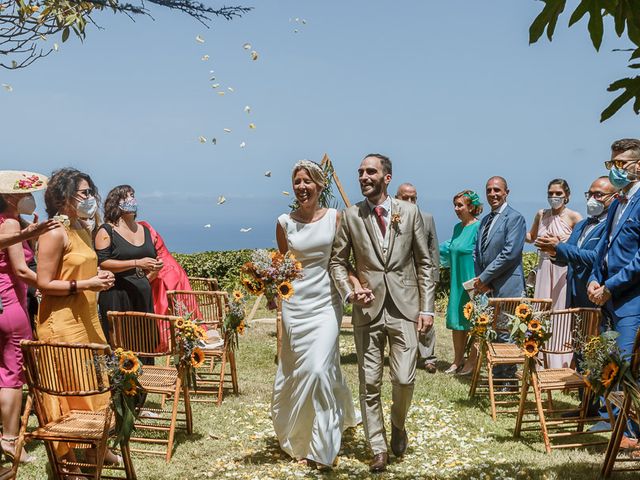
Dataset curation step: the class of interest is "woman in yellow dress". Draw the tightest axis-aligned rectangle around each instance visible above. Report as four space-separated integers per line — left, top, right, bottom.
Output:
36 168 117 469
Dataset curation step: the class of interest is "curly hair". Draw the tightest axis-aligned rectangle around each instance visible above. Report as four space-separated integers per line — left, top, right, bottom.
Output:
104 185 134 224
44 168 100 219
453 189 483 217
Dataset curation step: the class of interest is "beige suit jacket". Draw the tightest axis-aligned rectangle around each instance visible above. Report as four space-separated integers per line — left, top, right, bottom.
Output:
330 198 436 326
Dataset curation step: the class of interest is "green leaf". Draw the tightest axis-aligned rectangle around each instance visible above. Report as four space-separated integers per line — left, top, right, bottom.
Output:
61 26 69 43
569 0 589 26
519 322 528 333
587 2 605 50
601 76 640 121
529 0 567 44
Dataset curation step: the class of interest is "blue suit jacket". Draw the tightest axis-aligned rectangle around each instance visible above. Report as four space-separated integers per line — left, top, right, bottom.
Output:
590 195 640 318
553 218 607 308
474 204 527 297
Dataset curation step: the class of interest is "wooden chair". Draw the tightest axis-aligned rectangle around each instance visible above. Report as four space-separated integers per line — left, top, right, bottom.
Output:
187 277 219 292
14 340 136 479
469 297 552 420
167 290 238 405
601 328 640 478
107 311 193 462
513 308 609 453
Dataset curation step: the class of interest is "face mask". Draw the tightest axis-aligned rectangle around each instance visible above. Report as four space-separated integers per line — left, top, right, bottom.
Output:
609 167 632 189
83 217 96 232
586 197 605 217
547 197 564 210
119 198 138 213
16 195 36 215
76 196 97 219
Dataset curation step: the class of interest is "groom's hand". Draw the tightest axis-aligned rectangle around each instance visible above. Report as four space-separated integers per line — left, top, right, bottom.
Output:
417 314 433 333
352 288 375 306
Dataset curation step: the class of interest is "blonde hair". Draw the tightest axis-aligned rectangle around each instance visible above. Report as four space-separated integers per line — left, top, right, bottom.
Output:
291 160 326 190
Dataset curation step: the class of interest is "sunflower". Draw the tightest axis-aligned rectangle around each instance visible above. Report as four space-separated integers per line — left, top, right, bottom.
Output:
119 352 140 374
463 302 474 320
515 303 532 320
237 321 245 335
523 339 539 357
601 362 620 388
528 319 542 332
191 348 205 368
242 277 265 296
473 326 487 337
175 317 185 329
295 261 303 271
195 326 207 340
123 379 137 397
477 314 490 326
277 281 294 300
114 347 124 356
232 290 244 302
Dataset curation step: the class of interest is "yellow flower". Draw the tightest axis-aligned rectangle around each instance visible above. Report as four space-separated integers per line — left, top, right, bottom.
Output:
232 290 244 301
196 326 207 340
114 348 124 356
242 277 265 296
175 317 185 329
237 321 245 335
124 379 137 396
277 281 294 300
601 362 619 388
463 302 474 320
523 339 539 357
477 314 490 326
119 353 140 374
516 303 532 320
528 319 542 332
295 261 303 271
191 348 205 368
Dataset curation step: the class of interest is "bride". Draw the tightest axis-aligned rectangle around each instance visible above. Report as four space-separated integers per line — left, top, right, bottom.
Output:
272 160 359 469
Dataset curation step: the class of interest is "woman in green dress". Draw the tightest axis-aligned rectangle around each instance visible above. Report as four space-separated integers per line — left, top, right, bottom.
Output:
440 190 483 375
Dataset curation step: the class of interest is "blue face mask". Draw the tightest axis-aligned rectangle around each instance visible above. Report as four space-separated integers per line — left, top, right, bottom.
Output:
119 198 138 213
609 167 632 189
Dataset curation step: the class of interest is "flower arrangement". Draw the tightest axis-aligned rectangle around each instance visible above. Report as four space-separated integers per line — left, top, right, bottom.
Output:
463 294 496 352
224 290 247 352
95 348 145 444
13 174 44 191
174 315 207 370
53 214 70 227
506 302 551 358
576 330 640 413
240 249 303 310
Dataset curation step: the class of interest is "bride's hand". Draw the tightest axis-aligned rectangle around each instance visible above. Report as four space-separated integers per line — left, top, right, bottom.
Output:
353 288 375 306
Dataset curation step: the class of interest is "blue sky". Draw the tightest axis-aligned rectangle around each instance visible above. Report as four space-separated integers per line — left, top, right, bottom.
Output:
2 1 638 252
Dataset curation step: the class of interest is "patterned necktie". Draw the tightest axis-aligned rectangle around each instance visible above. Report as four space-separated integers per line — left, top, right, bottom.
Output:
616 193 629 205
373 205 387 237
585 216 600 225
480 211 497 252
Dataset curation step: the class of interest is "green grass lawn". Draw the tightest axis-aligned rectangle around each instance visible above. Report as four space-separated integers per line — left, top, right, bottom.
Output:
11 315 639 479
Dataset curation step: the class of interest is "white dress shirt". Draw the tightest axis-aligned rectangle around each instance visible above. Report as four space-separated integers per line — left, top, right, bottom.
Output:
366 196 392 251
485 202 508 237
612 181 640 232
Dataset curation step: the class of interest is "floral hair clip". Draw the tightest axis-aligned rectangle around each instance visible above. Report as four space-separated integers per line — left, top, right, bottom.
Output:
463 191 482 207
13 174 44 191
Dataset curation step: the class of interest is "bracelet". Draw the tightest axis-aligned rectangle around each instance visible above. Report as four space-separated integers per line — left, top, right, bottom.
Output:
69 280 77 295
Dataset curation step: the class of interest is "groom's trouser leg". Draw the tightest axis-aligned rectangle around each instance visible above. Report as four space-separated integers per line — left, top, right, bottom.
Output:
354 319 387 455
386 302 418 431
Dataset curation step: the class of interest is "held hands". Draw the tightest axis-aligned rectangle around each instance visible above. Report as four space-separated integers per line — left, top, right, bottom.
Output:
417 314 434 333
587 281 612 306
350 288 375 307
473 277 491 295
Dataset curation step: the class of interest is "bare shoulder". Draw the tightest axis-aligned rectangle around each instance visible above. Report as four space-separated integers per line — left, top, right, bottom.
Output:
40 224 66 246
0 217 20 233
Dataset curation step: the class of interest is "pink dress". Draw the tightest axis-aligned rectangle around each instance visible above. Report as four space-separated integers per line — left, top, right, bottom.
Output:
534 210 573 368
0 214 34 388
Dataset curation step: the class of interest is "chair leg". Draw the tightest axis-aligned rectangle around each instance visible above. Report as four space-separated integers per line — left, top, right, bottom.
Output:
120 441 137 480
229 351 239 395
165 376 183 462
11 395 33 478
487 356 497 421
531 373 552 454
514 360 531 438
601 396 630 479
217 354 227 406
183 381 193 435
469 341 485 399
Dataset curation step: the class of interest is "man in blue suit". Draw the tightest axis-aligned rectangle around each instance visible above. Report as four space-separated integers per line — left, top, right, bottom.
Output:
536 176 616 308
474 176 527 379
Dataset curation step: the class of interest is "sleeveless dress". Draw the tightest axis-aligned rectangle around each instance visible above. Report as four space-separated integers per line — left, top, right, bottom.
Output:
271 208 359 466
439 221 480 331
534 210 573 368
37 225 110 456
0 214 34 388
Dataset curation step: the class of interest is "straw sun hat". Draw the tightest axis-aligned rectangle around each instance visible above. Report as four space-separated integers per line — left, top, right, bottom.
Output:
0 170 48 194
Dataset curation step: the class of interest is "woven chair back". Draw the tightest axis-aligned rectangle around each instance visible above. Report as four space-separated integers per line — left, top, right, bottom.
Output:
20 340 111 397
541 308 601 355
188 277 220 292
488 297 552 332
167 291 228 331
108 311 179 357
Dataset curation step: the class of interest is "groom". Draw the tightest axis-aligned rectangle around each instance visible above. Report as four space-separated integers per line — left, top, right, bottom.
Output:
330 154 436 472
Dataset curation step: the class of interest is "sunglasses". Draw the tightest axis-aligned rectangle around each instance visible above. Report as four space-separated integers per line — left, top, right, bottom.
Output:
604 159 640 170
76 188 95 198
584 191 614 200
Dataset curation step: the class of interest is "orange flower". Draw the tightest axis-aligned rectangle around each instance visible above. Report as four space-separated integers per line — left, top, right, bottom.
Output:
477 314 490 326
237 321 245 335
463 302 474 320
190 348 205 368
601 362 619 388
528 319 542 332
277 281 294 300
118 352 140 374
516 303 532 320
523 339 539 357
123 379 137 396
175 317 185 329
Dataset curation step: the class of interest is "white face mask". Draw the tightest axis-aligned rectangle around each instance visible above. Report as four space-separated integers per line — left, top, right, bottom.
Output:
547 197 565 210
586 197 605 217
76 197 98 219
16 195 36 215
83 217 96 232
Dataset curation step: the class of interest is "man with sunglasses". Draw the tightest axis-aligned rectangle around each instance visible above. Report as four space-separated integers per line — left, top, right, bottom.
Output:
536 176 616 308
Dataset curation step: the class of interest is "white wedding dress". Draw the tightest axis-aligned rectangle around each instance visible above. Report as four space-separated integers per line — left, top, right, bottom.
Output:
271 208 359 466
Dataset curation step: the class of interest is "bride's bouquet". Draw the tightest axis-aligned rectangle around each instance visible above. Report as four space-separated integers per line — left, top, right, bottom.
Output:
240 249 303 310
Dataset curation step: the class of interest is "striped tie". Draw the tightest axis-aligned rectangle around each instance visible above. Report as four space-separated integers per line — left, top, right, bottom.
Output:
480 212 497 252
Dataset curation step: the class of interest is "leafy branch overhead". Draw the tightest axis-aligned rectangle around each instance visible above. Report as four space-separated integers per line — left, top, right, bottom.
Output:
0 0 251 69
529 0 640 121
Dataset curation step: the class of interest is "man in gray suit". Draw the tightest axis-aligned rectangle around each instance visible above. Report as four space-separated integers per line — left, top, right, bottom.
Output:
473 176 526 379
330 154 436 472
395 182 440 373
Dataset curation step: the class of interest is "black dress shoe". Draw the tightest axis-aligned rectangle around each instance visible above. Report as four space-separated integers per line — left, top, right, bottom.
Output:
369 452 389 473
390 424 408 457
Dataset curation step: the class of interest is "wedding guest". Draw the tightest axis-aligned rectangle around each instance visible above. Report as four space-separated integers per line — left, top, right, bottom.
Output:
95 185 161 344
588 138 640 450
474 176 527 382
0 170 49 463
395 182 439 373
440 190 482 375
36 168 117 468
537 176 616 308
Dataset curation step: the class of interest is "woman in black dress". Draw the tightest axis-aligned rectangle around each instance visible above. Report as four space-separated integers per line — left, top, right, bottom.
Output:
95 185 163 342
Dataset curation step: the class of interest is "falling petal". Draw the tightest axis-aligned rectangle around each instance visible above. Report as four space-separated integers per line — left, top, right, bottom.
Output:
203 224 212 228
201 54 210 61
217 196 226 205
243 42 251 50
251 51 259 61
240 227 252 233
295 17 300 22
227 87 234 92
39 34 47 41
11 61 17 69
217 91 225 96
209 76 216 81
211 83 220 88
198 136 207 143
248 123 256 129
1 84 12 92
293 29 299 33
240 141 246 148
212 138 217 145
302 19 307 24
223 128 232 133
282 191 290 196
196 35 205 44
53 43 59 51
244 105 251 114
264 171 272 177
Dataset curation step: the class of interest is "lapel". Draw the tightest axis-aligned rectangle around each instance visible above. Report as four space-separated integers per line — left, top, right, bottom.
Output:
385 198 400 264
358 201 384 264
610 195 640 246
581 219 603 246
487 205 508 245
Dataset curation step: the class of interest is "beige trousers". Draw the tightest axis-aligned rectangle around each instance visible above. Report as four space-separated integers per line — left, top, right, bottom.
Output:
353 296 418 455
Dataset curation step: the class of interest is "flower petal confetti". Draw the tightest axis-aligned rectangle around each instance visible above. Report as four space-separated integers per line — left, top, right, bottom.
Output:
201 55 210 61
212 138 217 145
223 128 232 133
251 51 259 61
282 191 290 196
243 43 252 50
2 83 13 92
217 195 226 205
198 136 207 143
240 141 246 148
240 227 252 233
203 224 212 228
227 87 234 92
248 123 256 129
53 43 59 51
244 105 251 114
217 91 225 96
264 171 272 177
196 35 205 44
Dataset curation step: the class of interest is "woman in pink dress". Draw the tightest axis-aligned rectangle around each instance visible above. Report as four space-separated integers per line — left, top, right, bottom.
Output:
0 170 49 463
527 178 582 367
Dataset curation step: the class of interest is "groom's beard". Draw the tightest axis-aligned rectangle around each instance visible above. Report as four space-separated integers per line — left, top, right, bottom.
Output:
360 181 386 200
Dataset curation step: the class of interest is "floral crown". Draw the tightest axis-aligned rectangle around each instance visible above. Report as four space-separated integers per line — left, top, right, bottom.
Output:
293 160 327 187
463 191 482 207
13 174 44 191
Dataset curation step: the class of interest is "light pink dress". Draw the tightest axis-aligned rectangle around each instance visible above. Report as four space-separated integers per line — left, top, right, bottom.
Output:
534 210 573 368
